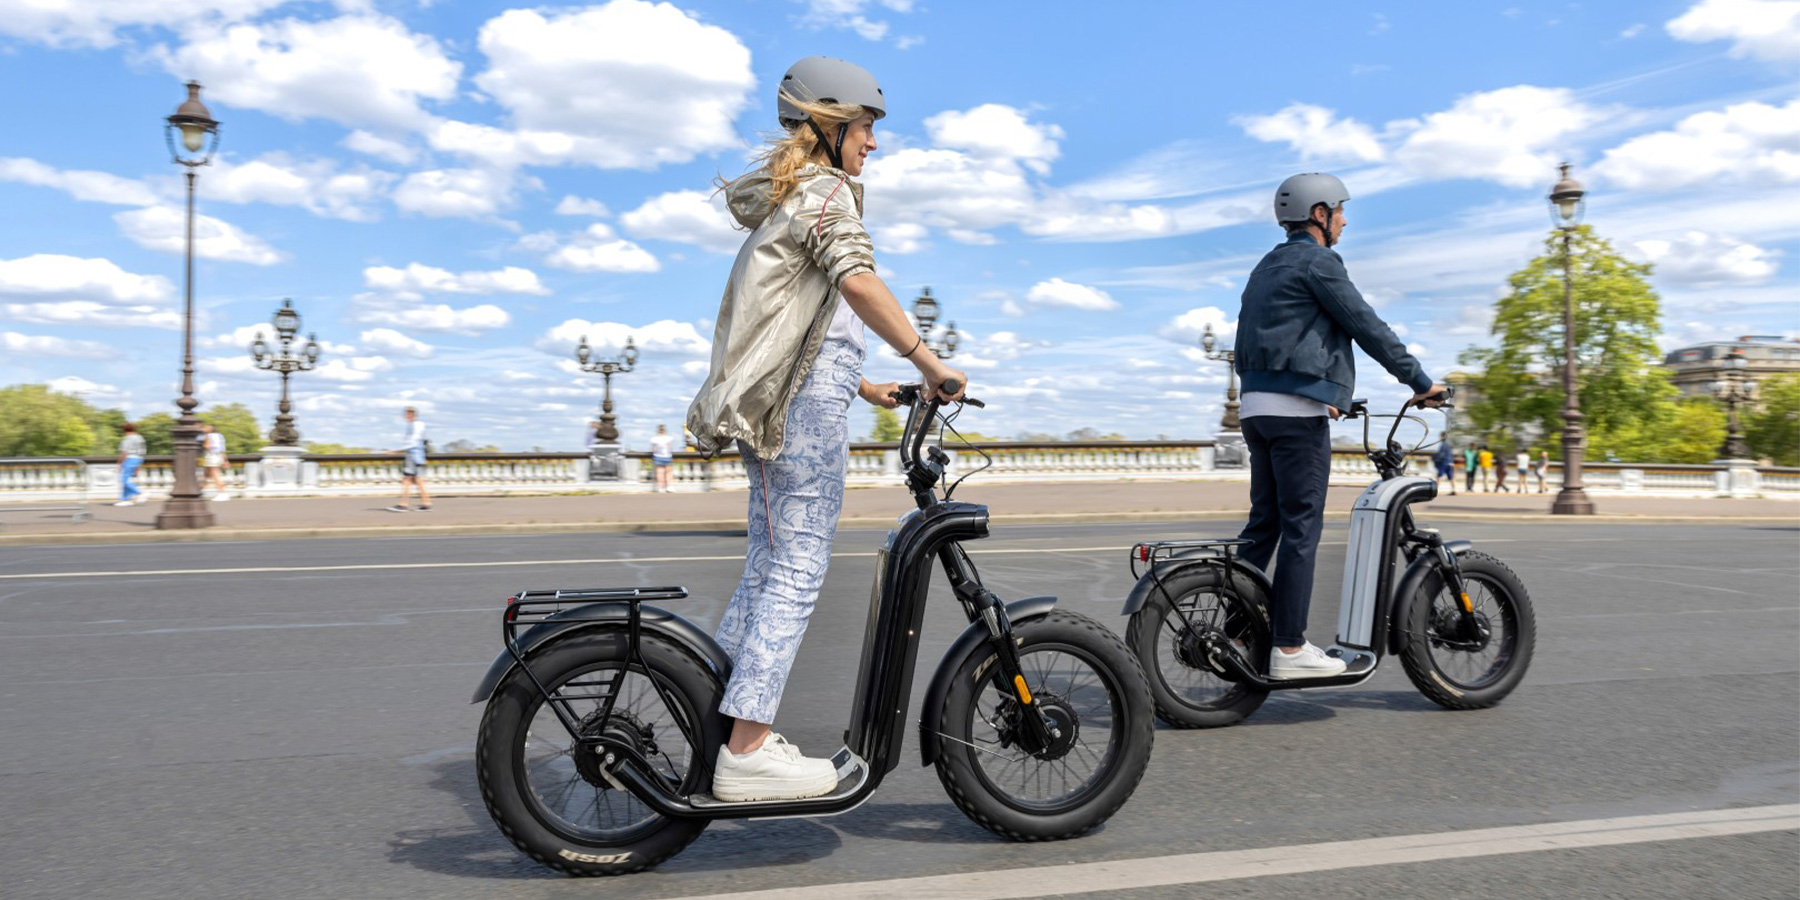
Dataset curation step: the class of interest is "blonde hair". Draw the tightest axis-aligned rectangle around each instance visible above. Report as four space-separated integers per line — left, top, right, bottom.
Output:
717 92 870 212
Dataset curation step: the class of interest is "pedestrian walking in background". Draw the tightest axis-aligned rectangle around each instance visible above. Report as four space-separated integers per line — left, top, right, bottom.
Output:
1495 448 1510 492
583 420 599 452
1464 444 1477 492
1433 440 1458 495
114 422 146 507
687 57 967 802
200 422 229 501
649 424 677 493
386 407 431 512
1516 449 1531 494
1535 450 1550 493
1477 445 1494 492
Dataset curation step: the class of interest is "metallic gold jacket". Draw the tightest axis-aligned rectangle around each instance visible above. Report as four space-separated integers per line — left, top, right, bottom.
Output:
686 165 876 459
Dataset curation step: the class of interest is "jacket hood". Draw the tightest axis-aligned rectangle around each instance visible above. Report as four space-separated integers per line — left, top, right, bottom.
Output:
724 164 854 228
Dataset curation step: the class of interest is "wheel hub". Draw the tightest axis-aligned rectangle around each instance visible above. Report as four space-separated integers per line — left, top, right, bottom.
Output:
1028 693 1080 761
1430 609 1492 652
572 709 655 788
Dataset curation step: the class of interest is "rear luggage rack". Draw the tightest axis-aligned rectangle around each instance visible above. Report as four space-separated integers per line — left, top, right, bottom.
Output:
1129 539 1252 579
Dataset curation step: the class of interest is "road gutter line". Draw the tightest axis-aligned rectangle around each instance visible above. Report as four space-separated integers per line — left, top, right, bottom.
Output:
667 804 1800 900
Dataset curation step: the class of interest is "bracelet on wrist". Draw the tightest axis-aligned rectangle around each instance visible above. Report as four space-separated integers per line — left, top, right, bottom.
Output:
902 335 923 358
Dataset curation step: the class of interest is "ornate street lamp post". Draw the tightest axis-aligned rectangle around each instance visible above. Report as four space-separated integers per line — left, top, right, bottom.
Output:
575 335 639 443
911 287 960 359
156 80 221 530
1713 348 1756 460
1200 322 1240 432
250 299 322 446
1548 162 1595 515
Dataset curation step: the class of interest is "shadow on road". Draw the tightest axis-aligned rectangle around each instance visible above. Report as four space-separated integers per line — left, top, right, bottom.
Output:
825 799 1005 845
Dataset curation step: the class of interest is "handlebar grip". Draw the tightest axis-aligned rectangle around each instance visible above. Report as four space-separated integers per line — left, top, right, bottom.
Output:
940 377 962 396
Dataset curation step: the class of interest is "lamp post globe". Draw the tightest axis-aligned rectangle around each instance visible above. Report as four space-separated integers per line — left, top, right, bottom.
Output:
1547 161 1595 515
155 80 221 530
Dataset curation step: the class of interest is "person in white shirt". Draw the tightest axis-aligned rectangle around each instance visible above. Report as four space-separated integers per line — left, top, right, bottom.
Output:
386 407 431 512
648 424 677 493
200 422 230 501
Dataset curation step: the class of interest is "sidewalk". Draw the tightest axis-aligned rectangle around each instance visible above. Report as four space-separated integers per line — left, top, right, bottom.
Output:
1 480 1793 544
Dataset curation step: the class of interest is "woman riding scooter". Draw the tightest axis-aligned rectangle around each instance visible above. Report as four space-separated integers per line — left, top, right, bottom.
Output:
687 56 967 802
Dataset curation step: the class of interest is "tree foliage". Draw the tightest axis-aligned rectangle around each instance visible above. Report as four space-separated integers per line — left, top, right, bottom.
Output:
200 403 264 455
1458 225 1684 460
0 385 99 457
1746 374 1800 467
871 405 903 442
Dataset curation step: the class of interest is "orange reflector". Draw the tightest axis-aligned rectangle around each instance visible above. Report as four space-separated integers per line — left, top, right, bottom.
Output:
1013 675 1033 704
1459 592 1473 613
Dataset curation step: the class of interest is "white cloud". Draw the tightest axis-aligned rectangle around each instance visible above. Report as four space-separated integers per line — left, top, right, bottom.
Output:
0 158 158 206
0 254 173 304
538 318 711 356
461 1 755 169
114 206 285 265
542 224 661 273
1390 86 1612 188
393 168 527 220
1620 23 1647 38
342 130 419 166
46 375 128 405
0 0 290 48
203 154 396 222
862 146 1038 232
363 263 550 297
355 302 512 334
312 355 396 383
1 331 114 359
619 190 740 253
1636 232 1782 285
154 15 461 130
555 196 611 217
925 104 1064 174
873 222 930 254
1666 0 1800 62
1236 104 1385 163
358 328 435 358
793 0 916 41
1161 307 1235 345
1025 278 1120 312
2 300 182 330
1596 97 1800 190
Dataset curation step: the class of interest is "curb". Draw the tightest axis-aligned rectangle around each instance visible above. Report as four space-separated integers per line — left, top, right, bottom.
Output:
2 508 1793 546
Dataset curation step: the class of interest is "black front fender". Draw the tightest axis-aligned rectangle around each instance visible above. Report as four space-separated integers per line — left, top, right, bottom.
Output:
1386 540 1474 656
917 596 1058 767
1119 557 1273 616
469 602 732 704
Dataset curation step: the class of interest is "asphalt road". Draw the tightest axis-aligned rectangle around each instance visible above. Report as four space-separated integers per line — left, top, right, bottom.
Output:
2 519 1796 900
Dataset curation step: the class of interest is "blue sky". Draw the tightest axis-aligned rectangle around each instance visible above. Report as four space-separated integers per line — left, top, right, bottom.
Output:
2 0 1796 451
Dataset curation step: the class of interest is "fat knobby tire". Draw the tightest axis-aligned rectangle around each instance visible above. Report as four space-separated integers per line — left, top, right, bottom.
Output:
476 630 722 876
1124 564 1271 728
933 610 1153 841
1399 550 1536 710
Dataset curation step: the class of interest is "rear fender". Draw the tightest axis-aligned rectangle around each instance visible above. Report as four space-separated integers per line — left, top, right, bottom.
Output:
1119 558 1272 616
470 602 732 704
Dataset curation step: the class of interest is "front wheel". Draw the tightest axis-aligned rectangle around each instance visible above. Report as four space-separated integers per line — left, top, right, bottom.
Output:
933 610 1153 841
1399 550 1536 710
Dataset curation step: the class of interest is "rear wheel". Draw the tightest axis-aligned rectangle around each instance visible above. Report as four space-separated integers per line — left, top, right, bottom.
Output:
476 631 724 875
934 611 1153 841
1399 551 1536 709
1124 565 1271 728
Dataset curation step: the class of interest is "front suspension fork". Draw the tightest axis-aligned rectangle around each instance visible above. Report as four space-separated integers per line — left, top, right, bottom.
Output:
1418 531 1483 641
938 544 1059 755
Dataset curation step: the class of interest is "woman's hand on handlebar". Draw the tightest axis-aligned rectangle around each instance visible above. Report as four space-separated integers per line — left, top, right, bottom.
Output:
919 358 967 404
859 379 902 409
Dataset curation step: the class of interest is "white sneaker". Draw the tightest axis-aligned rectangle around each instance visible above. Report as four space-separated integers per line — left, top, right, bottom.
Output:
1269 642 1348 680
113 500 134 507
212 493 230 501
711 734 838 802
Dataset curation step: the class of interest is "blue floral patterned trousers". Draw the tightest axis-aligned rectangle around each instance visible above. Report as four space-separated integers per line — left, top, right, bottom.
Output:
715 338 865 724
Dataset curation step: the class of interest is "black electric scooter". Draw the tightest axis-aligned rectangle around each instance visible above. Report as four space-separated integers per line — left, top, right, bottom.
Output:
1121 391 1536 728
472 380 1153 875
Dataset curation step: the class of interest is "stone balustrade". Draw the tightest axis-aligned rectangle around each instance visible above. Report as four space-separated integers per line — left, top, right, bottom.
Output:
0 445 1791 502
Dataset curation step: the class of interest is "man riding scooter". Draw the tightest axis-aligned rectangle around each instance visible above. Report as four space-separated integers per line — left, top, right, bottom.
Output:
1232 173 1446 680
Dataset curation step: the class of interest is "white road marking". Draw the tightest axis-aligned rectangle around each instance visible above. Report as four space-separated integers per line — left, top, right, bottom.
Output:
666 805 1799 900
0 539 1518 581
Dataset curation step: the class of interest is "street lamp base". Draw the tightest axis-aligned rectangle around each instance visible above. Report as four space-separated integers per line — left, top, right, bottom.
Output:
155 495 217 529
1550 488 1595 515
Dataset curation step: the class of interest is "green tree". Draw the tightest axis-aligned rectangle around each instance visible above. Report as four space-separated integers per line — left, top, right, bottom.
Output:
1459 225 1678 456
1589 397 1726 464
303 441 375 454
136 412 178 455
200 403 263 455
0 385 96 457
1746 374 1800 466
872 405 903 442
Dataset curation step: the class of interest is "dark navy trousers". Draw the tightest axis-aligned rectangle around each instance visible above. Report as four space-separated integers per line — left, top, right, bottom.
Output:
1236 415 1332 648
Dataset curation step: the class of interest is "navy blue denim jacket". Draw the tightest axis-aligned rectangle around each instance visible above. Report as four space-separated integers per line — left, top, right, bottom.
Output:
1233 232 1433 410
